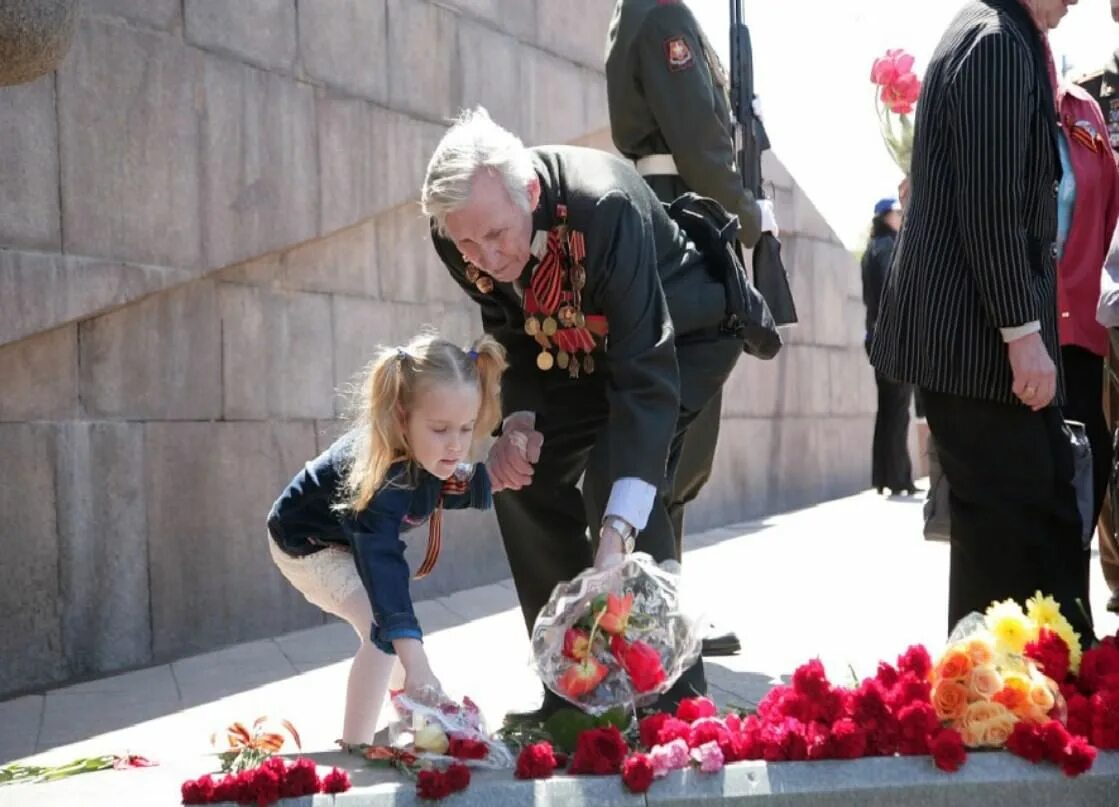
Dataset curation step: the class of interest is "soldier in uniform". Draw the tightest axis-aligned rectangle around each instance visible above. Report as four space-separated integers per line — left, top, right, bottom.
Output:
422 108 756 722
1078 43 1119 615
604 0 778 656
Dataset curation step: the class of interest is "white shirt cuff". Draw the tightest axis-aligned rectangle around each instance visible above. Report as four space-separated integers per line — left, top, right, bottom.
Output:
757 199 779 236
605 478 657 532
1000 321 1041 343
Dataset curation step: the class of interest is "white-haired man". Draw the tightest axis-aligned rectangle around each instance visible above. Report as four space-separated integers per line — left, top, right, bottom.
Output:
422 107 777 723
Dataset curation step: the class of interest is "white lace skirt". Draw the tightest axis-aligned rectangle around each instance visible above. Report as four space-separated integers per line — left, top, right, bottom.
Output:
269 537 366 618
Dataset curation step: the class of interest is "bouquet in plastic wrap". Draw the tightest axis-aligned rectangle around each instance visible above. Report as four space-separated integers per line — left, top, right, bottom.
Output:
930 594 1078 749
531 553 703 715
385 691 514 769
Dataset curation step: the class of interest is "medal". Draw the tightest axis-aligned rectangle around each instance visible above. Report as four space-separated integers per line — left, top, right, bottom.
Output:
537 351 554 371
569 360 580 379
570 264 586 291
465 265 480 283
556 350 570 369
524 316 540 336
558 305 576 328
574 311 586 328
542 317 558 336
476 276 494 294
583 354 595 374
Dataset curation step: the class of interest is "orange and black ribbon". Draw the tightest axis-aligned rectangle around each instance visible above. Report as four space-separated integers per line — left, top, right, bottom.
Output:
414 476 471 579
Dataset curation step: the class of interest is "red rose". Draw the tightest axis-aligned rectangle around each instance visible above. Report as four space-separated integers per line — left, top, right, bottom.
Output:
897 645 933 680
676 696 717 723
831 718 868 760
611 636 667 693
792 659 831 701
1025 629 1071 684
655 717 692 746
320 767 351 795
1060 736 1098 777
444 763 471 793
515 742 556 780
875 661 900 689
896 702 938 756
280 758 320 797
181 774 217 805
931 728 967 773
621 753 656 794
570 726 628 775
1006 721 1047 764
639 713 670 749
448 737 489 760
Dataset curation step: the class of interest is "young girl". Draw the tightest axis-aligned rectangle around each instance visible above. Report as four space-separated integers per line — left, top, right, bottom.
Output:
266 332 506 744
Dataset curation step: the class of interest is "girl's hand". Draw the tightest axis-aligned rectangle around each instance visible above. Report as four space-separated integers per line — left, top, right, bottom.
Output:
394 639 445 705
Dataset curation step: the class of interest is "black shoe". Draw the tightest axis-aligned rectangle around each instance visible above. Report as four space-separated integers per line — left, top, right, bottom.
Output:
701 631 741 657
1108 591 1119 614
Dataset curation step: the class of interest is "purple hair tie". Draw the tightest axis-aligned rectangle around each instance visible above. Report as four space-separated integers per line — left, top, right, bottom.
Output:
467 349 479 362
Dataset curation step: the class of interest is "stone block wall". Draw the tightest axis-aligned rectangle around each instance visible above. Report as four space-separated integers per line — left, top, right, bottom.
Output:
0 0 874 697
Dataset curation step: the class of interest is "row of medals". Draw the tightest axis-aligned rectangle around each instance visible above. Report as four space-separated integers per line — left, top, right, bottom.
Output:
524 307 595 377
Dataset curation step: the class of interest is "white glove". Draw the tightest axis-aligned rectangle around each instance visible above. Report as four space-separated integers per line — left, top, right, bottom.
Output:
757 199 778 236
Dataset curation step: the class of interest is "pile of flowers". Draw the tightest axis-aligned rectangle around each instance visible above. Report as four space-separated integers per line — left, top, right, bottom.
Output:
870 47 922 173
532 554 701 714
180 758 351 805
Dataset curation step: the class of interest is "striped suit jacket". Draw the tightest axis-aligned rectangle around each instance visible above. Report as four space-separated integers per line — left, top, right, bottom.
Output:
870 0 1063 406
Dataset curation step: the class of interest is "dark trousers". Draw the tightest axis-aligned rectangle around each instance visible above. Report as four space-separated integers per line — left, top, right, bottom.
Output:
872 372 914 492
1059 345 1111 606
495 335 742 709
668 390 722 542
921 388 1094 643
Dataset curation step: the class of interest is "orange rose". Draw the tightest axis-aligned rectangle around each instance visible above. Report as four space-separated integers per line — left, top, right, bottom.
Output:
983 714 1017 748
1029 682 1056 713
964 635 995 666
934 648 973 681
968 665 1003 700
933 679 969 722
960 722 985 748
993 686 1028 714
963 701 1007 726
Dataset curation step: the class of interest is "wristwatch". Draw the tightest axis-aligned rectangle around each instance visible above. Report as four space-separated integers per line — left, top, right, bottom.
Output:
601 516 636 554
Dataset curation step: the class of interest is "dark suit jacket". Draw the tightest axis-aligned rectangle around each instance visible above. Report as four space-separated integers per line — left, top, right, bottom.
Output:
431 146 730 489
870 0 1063 406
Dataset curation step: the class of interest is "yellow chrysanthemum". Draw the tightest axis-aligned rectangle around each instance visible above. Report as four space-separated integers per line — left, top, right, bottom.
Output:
1025 592 1062 629
985 599 1031 655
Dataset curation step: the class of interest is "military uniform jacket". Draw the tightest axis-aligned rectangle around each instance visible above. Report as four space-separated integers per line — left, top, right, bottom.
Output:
605 0 760 246
432 146 728 489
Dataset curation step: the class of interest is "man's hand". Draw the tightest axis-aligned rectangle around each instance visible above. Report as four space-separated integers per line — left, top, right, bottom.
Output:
487 412 542 492
593 525 626 571
1008 331 1056 411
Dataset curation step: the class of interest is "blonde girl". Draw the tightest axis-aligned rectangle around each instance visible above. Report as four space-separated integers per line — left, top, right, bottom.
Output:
267 333 506 744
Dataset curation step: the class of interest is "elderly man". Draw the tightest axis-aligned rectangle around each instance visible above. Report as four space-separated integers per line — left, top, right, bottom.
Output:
421 107 772 722
871 0 1093 643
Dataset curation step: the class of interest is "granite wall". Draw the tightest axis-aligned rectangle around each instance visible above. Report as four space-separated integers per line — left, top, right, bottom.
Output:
0 0 875 696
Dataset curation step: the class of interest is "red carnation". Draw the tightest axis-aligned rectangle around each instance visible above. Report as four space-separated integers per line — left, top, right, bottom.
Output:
611 636 667 693
761 718 808 762
621 753 655 794
1060 735 1098 777
211 773 243 803
515 742 556 780
570 726 628 775
737 716 765 760
792 659 832 701
448 737 489 761
280 758 321 797
639 713 670 749
889 672 932 712
243 764 281 806
931 728 967 772
688 719 734 757
416 768 450 800
1091 689 1119 749
655 717 692 746
831 718 868 760
1079 639 1119 694
805 722 834 761
875 661 900 689
1041 720 1073 762
1066 693 1093 740
320 767 351 794
1006 721 1047 764
757 686 810 723
1025 629 1071 684
676 696 717 723
897 645 933 680
896 702 939 756
444 762 471 793
181 774 217 805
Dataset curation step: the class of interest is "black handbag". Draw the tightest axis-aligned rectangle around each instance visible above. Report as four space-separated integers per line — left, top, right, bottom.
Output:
665 193 782 360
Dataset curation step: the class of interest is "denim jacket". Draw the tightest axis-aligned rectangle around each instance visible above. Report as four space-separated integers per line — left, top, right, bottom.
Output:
267 436 492 653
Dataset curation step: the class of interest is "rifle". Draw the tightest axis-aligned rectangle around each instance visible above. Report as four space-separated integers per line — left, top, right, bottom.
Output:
729 0 798 326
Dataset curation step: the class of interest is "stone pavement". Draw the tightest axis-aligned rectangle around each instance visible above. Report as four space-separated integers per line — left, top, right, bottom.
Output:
1 488 1117 806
